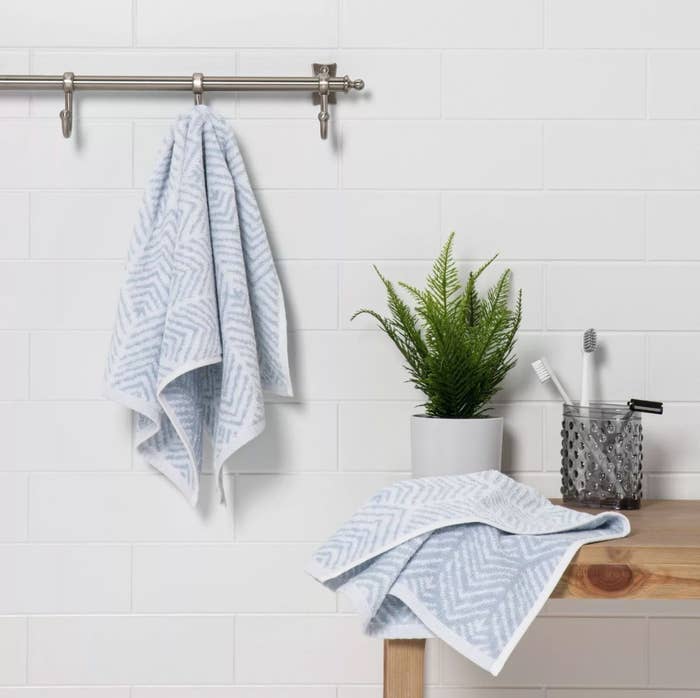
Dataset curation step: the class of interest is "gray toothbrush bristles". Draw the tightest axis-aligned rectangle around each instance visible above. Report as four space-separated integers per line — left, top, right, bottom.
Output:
583 328 598 353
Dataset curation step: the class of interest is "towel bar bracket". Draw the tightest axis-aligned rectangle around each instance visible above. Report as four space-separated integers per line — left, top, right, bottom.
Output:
0 65 365 141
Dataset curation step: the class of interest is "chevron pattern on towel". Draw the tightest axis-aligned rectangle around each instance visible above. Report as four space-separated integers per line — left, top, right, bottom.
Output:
307 471 629 675
105 106 292 505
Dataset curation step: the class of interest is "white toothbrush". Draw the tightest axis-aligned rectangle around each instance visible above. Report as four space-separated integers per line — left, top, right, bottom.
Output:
580 328 598 408
531 358 572 404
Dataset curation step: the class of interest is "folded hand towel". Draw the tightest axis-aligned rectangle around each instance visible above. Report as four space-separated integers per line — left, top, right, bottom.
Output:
105 106 292 505
307 470 629 676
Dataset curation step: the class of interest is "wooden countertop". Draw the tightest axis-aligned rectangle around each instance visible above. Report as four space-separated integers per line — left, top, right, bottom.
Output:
553 500 700 599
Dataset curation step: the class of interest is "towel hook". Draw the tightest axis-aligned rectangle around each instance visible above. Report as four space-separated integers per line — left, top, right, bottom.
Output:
59 71 74 138
192 72 204 105
312 63 333 140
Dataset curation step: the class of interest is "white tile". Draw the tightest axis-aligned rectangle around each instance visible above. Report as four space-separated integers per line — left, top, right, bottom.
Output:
0 618 26 685
341 0 542 48
0 52 29 116
544 121 700 190
235 615 381 684
0 193 29 259
643 404 700 473
133 689 334 698
547 688 676 698
134 121 337 189
235 473 401 541
291 331 418 400
444 51 644 119
339 402 414 471
258 190 441 260
501 332 645 403
136 0 337 47
30 331 110 399
646 193 700 260
343 121 542 190
542 598 700 617
0 690 129 697
546 0 700 48
0 261 122 330
650 618 700 686
649 334 700 401
492 403 543 473
341 260 542 331
442 617 646 686
649 52 700 118
0 332 29 400
31 51 237 118
444 193 645 261
132 543 333 612
548 264 700 330
454 688 516 698
646 473 700 499
30 192 140 259
0 0 131 46
0 474 28 541
0 122 131 189
238 50 441 119
224 402 337 472
278 261 338 330
28 616 234 685
0 544 129 613
28 474 234 542
0 402 130 472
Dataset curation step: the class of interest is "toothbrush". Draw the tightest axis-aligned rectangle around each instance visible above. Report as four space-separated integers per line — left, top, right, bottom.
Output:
580 328 598 408
531 358 572 404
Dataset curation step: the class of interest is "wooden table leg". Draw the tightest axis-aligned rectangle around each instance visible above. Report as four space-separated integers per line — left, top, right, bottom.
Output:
383 639 425 698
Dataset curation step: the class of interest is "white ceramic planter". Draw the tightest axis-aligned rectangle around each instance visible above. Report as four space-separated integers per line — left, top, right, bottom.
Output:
410 415 503 478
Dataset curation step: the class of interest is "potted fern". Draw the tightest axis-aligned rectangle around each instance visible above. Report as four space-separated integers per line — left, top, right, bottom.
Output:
352 233 522 477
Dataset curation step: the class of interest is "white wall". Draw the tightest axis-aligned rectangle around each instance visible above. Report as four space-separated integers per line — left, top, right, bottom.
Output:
2 0 700 695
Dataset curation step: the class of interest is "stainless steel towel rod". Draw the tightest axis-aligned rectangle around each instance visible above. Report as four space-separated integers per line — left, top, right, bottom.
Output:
0 63 365 140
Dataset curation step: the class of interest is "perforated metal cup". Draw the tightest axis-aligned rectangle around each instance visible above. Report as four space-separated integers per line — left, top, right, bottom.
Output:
560 402 643 510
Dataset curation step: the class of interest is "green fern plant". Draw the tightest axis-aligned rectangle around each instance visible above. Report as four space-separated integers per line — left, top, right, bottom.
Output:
352 232 522 419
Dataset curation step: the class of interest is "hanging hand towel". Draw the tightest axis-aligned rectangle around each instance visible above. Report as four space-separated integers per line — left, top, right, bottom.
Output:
105 105 292 505
307 470 629 676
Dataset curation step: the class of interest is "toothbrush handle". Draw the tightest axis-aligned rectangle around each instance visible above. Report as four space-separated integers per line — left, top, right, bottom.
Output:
581 353 593 407
550 373 571 404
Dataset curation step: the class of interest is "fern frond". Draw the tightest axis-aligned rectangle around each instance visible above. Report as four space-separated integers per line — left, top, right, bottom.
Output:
352 237 522 418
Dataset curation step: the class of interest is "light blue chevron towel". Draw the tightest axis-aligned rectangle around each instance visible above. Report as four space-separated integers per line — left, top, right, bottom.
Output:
105 106 292 505
307 470 629 675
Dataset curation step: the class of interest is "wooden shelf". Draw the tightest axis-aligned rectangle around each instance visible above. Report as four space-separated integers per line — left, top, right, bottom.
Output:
553 500 700 599
383 499 700 697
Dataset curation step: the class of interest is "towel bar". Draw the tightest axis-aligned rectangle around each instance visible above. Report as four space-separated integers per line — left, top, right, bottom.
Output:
0 63 365 140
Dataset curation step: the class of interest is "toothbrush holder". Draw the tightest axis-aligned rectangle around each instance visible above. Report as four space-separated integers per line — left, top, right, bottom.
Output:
560 402 643 510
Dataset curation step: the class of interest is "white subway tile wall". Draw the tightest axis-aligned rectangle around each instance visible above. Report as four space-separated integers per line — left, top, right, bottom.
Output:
2 0 700 694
